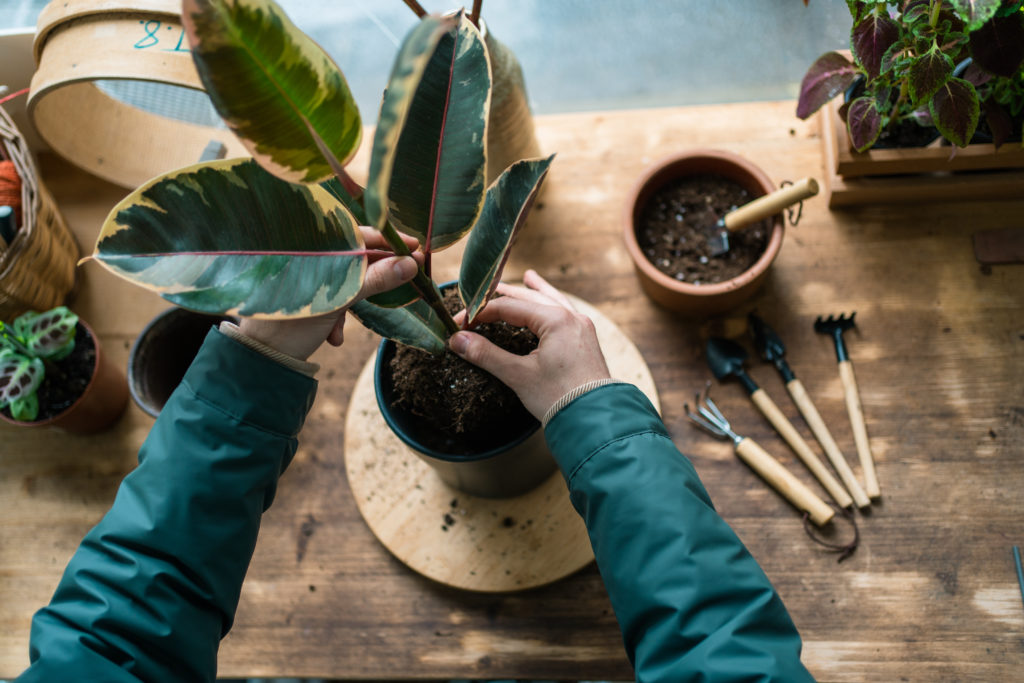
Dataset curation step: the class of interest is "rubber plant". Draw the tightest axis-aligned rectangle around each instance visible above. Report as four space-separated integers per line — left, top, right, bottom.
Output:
797 0 1024 151
88 0 553 355
0 306 78 421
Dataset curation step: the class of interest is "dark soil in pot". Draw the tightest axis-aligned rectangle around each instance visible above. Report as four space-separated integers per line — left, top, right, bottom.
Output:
1 323 93 422
635 174 770 285
387 288 538 455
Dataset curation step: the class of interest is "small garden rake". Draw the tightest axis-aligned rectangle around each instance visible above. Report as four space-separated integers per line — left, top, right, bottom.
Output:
814 312 880 499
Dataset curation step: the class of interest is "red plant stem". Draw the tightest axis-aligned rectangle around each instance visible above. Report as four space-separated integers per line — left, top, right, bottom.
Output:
377 222 458 334
469 0 483 27
0 88 29 106
402 0 427 18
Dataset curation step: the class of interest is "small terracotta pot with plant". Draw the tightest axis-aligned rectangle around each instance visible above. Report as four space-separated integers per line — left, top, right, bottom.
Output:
86 1 553 496
623 149 786 317
0 306 128 433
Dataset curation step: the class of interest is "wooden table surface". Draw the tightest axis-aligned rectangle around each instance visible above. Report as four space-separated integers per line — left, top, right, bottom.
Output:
2 101 1022 682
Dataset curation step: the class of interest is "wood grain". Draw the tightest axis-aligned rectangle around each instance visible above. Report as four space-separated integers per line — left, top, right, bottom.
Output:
2 101 1022 682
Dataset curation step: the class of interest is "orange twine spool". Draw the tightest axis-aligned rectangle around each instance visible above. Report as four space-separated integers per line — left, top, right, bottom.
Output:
0 160 22 228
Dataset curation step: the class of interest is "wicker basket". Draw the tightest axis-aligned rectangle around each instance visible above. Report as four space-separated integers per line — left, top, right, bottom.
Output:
0 103 79 319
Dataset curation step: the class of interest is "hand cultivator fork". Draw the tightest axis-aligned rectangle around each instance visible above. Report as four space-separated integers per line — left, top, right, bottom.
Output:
814 313 880 499
685 386 834 527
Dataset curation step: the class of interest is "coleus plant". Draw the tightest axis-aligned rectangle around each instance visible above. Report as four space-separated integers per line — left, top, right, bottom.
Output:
0 307 78 421
797 0 1024 151
89 0 552 355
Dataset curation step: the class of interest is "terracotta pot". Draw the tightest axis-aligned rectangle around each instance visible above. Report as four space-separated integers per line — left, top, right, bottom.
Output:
0 319 128 434
128 307 236 418
623 149 784 317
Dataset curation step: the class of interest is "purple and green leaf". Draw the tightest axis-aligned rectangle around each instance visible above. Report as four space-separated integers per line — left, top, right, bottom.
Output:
797 51 858 119
13 307 78 360
950 0 1002 32
968 10 1024 77
852 13 901 80
0 348 43 417
929 77 980 147
847 96 883 151
909 47 954 105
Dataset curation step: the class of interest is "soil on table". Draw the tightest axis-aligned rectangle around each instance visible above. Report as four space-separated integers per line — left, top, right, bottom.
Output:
1 324 94 422
387 288 539 455
635 174 770 285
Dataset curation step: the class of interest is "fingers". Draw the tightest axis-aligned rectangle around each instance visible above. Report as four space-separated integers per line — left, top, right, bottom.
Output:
359 226 420 253
326 313 346 347
449 330 527 391
359 256 418 299
469 295 567 333
523 269 575 309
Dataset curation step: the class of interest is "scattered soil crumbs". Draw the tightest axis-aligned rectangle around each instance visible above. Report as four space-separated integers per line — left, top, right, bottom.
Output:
386 288 538 455
2 324 94 422
636 174 770 284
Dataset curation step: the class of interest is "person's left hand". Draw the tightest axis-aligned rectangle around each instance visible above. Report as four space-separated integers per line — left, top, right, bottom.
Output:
238 228 420 360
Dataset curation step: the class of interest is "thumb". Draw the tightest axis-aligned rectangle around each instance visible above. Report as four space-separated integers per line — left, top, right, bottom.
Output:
360 256 418 299
449 331 528 391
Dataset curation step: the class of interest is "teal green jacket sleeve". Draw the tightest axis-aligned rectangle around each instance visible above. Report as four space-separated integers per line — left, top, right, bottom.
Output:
18 329 317 683
545 383 814 682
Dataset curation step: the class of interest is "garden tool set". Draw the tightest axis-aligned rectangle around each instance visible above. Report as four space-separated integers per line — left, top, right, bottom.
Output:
694 313 878 523
704 177 819 256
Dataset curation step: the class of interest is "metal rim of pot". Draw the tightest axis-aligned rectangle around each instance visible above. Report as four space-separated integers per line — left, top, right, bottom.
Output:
622 148 785 315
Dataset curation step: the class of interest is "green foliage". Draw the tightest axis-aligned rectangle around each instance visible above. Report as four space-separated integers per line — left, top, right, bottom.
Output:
0 306 78 422
93 1 552 355
798 0 1024 149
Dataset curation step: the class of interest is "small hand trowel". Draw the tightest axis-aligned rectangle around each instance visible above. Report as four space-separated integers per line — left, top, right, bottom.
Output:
706 177 819 257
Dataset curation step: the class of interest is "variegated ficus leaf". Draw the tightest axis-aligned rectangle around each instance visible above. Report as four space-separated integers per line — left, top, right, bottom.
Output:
797 51 858 119
350 297 448 354
386 12 490 252
459 155 554 326
0 348 43 417
183 0 362 184
929 77 980 147
91 159 369 319
13 307 78 360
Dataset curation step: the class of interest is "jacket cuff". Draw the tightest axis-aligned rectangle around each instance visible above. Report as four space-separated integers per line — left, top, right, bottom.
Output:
218 321 320 377
544 383 668 479
182 329 318 437
541 378 628 427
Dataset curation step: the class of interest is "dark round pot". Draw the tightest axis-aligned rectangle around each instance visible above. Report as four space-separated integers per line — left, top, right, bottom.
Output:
128 307 236 418
843 76 941 149
623 149 784 317
373 337 557 499
0 319 128 434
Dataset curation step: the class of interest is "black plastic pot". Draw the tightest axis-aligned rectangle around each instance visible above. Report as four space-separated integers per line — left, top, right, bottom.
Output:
128 307 236 418
373 337 556 499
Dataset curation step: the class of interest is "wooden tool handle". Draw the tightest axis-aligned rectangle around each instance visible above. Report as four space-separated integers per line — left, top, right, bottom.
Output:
786 378 871 509
839 360 880 499
723 177 819 231
735 438 835 527
749 388 853 509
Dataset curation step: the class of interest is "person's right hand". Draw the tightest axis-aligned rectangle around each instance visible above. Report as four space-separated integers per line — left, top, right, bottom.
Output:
448 270 611 421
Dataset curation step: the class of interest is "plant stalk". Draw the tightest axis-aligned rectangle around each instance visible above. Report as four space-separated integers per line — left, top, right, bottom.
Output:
929 0 941 28
469 0 483 27
401 0 427 18
377 222 459 334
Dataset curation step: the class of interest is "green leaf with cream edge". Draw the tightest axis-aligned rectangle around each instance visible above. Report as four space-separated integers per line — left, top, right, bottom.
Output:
91 158 369 319
352 155 554 352
182 0 362 184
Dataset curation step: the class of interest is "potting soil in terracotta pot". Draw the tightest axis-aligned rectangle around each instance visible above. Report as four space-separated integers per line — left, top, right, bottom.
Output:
1 323 93 422
387 289 538 455
635 174 770 285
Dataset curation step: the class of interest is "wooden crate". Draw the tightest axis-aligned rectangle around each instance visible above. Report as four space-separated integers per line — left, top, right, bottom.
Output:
819 98 1024 207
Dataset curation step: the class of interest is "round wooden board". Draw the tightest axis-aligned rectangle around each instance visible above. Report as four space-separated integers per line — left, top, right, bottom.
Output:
344 294 659 592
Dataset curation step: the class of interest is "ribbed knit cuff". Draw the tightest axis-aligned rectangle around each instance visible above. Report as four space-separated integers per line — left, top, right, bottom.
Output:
218 322 320 378
541 379 628 428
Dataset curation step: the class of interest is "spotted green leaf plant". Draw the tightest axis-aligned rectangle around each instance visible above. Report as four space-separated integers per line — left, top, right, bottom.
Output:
0 306 78 422
90 0 553 355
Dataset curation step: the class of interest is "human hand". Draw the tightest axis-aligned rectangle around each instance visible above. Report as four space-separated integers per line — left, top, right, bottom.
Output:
448 270 611 420
238 228 420 361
